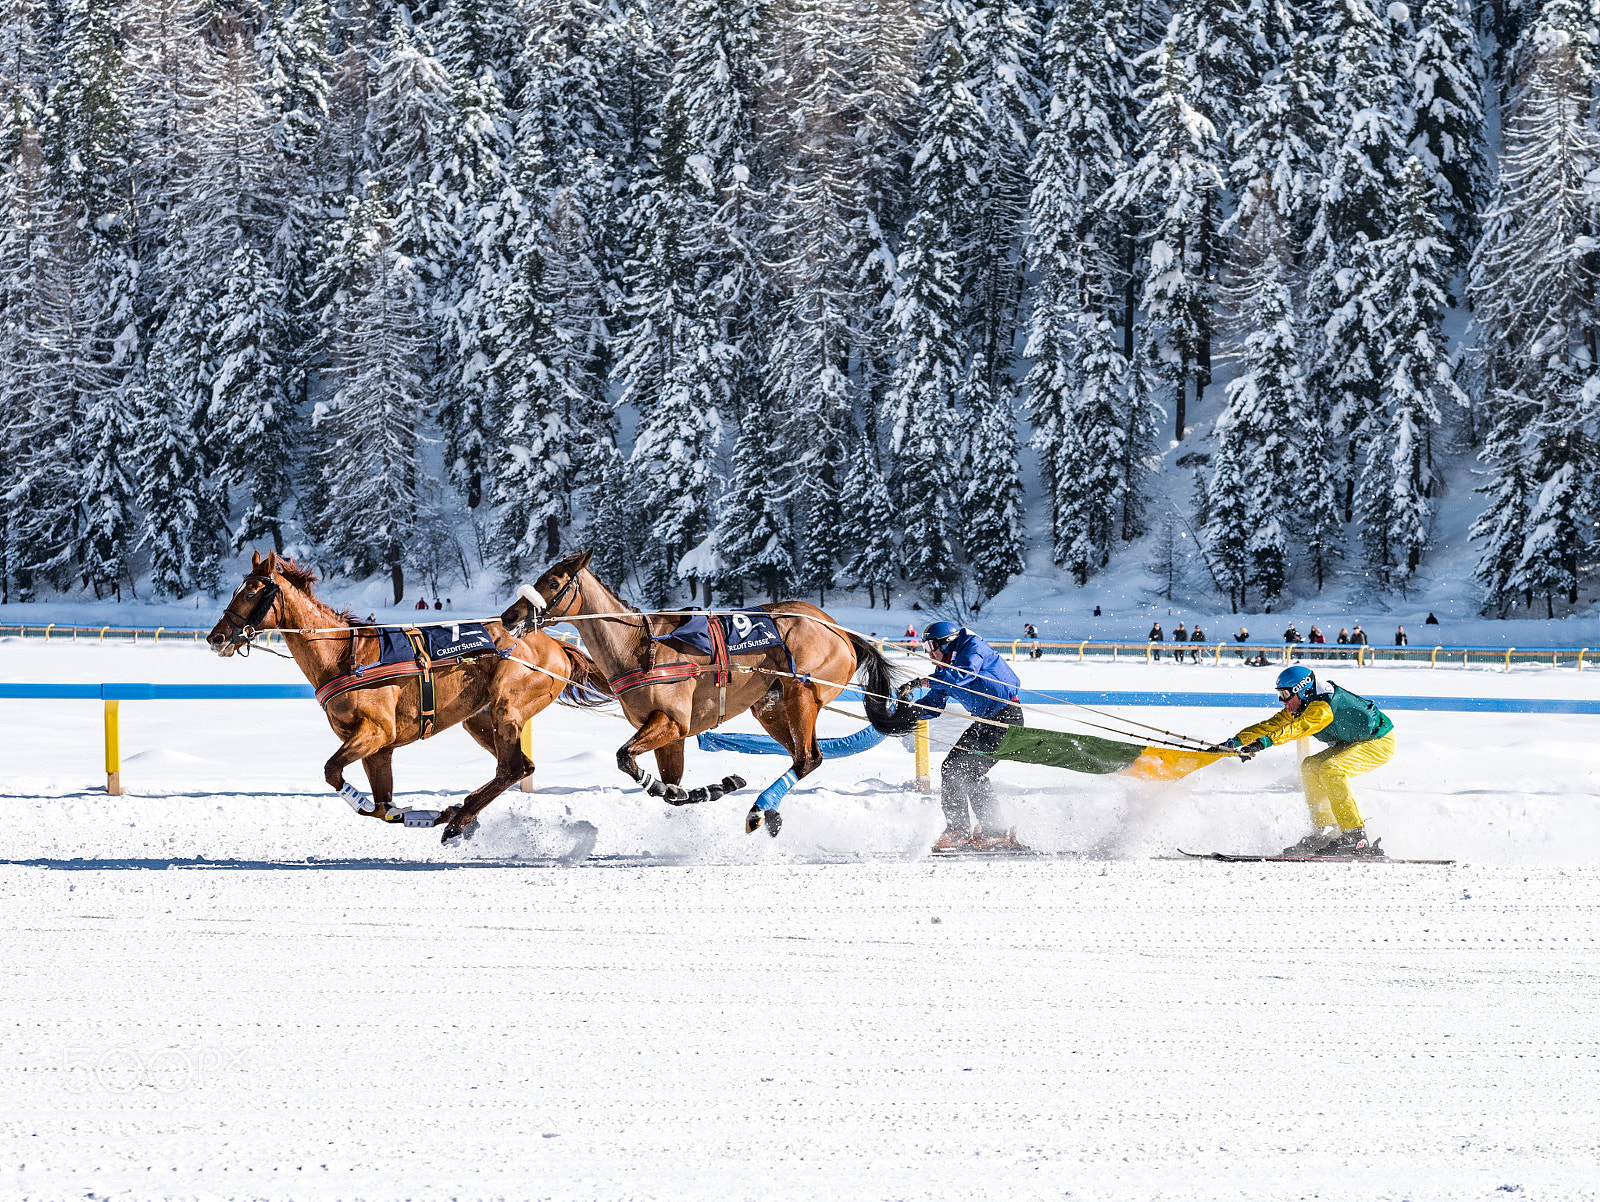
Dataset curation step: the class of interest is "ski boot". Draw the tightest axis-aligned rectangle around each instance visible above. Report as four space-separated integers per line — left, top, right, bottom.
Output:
1281 828 1338 857
970 827 1030 853
932 827 973 852
1315 827 1384 858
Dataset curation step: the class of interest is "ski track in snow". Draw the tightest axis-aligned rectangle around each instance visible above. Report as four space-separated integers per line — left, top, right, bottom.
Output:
1 641 1598 1199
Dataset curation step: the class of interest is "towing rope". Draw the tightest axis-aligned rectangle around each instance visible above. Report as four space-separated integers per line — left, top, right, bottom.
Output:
243 605 1223 750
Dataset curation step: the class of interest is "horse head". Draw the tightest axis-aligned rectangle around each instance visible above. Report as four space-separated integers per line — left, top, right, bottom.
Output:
207 550 290 656
501 549 593 636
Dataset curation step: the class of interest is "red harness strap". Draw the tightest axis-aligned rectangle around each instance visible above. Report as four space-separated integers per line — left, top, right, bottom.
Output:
608 661 704 694
609 615 734 700
314 627 441 738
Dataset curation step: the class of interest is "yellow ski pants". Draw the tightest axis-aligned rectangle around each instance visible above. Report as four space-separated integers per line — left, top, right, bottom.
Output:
1300 732 1395 831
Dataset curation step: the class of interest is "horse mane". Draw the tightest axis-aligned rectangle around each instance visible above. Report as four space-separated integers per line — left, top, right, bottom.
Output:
273 558 361 626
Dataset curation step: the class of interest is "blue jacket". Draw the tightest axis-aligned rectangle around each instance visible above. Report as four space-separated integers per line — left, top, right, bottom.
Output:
916 630 1021 720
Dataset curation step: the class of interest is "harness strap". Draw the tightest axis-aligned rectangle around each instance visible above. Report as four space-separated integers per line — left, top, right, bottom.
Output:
315 660 428 707
707 613 731 722
608 662 704 694
404 628 437 739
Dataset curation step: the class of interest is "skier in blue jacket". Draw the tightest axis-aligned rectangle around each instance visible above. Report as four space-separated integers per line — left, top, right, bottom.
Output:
912 622 1027 851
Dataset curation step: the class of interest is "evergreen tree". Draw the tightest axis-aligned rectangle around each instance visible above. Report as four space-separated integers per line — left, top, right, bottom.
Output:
1106 31 1224 441
1468 0 1600 611
888 207 964 597
1404 0 1489 269
712 398 793 603
304 195 430 602
1357 159 1463 588
961 352 1027 598
840 428 898 607
1209 284 1305 603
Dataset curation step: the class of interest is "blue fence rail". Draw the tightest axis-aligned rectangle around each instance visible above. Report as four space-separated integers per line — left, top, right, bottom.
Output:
3 682 1595 796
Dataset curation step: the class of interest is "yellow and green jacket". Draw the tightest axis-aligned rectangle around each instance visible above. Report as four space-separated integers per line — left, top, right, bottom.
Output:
1235 683 1394 749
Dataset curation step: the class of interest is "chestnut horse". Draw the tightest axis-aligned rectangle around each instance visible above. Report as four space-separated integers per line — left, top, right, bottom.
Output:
208 551 612 842
499 551 916 836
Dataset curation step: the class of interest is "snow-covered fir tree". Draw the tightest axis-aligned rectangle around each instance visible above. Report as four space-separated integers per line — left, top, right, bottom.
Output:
1469 0 1600 614
1356 158 1463 589
304 194 430 602
1106 28 1225 441
712 399 794 604
839 428 898 608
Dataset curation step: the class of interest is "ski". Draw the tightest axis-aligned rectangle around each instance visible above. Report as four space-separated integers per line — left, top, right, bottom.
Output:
1172 849 1455 865
932 848 1082 860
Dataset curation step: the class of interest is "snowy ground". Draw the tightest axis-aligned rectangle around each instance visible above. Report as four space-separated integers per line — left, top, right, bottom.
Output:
2 640 1598 1199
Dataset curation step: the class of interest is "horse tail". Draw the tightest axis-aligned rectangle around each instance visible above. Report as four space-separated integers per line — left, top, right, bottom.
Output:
845 632 922 735
556 642 615 709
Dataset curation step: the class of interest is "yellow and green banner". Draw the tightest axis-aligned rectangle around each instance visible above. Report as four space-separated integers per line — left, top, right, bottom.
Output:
981 727 1226 782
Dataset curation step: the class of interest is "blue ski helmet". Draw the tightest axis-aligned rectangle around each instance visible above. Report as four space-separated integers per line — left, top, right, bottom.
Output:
922 620 962 646
1275 665 1317 706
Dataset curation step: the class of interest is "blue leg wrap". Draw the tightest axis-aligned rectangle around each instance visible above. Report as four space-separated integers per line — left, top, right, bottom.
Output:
756 770 797 812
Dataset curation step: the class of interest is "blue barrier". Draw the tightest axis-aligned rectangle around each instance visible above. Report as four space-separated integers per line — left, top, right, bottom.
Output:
0 683 317 700
3 683 1598 713
697 726 890 758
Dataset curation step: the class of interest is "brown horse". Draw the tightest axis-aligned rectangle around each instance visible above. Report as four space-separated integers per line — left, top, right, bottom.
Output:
208 551 612 842
498 551 916 836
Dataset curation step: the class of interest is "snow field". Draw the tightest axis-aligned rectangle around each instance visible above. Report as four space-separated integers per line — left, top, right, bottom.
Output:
1 638 1598 1198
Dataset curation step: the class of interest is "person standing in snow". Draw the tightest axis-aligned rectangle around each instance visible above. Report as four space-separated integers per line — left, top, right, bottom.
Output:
1220 666 1394 857
1148 622 1165 661
1188 625 1206 664
911 621 1027 852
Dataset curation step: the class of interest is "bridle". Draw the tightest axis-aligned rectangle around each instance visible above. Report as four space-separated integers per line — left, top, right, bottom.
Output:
527 570 582 627
216 572 282 652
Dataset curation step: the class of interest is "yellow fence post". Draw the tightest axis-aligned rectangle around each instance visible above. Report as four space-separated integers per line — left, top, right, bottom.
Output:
154 627 164 643
1078 640 1087 663
44 624 53 641
1010 639 1019 662
1580 649 1588 672
914 720 931 794
519 719 536 791
1431 646 1441 668
104 700 122 795
1214 641 1225 665
1505 647 1514 672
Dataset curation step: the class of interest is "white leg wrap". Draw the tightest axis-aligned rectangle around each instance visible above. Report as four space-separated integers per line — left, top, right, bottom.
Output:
340 782 375 814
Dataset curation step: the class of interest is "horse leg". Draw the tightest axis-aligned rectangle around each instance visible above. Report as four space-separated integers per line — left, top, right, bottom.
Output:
617 712 698 804
440 686 551 843
323 723 397 820
361 747 397 820
745 682 825 837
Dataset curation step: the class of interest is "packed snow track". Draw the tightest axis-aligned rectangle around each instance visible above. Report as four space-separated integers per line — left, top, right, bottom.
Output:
1 641 1596 1199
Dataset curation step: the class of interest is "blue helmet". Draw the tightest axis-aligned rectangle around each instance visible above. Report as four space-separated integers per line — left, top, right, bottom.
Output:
922 621 962 646
1275 665 1317 706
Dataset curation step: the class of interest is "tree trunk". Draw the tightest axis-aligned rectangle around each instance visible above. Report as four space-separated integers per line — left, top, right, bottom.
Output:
390 559 405 606
1175 357 1187 443
545 514 560 560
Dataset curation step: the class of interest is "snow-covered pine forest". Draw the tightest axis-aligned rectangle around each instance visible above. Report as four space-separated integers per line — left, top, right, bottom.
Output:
0 0 1586 617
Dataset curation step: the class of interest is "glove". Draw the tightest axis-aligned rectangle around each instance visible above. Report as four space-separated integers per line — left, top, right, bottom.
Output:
1222 737 1242 750
1235 737 1269 761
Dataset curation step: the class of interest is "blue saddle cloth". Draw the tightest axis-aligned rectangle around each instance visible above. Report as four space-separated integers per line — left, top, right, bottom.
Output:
656 611 786 657
368 622 499 670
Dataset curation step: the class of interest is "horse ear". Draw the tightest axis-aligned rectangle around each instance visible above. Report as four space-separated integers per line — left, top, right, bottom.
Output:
263 550 278 572
576 549 593 572
251 550 263 569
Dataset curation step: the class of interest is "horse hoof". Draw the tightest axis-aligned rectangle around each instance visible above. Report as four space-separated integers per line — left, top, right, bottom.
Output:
441 825 461 844
685 786 709 805
744 805 762 835
765 809 783 838
722 775 746 793
662 783 690 805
